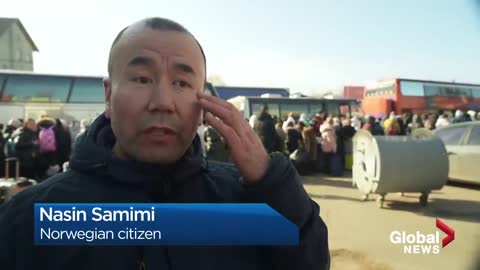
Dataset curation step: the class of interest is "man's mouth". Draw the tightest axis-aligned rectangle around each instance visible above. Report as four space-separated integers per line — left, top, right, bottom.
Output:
143 126 177 143
143 126 176 134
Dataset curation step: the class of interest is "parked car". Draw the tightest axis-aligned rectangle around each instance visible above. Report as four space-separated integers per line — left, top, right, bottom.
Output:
432 121 480 185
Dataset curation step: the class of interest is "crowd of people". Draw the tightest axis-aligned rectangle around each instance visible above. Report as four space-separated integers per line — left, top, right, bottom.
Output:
2 108 479 180
358 109 479 136
200 107 480 176
0 116 92 180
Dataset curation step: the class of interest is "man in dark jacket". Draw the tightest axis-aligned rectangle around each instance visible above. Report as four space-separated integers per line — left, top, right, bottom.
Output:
285 122 303 155
53 118 72 170
11 119 39 179
204 124 230 162
254 104 277 153
0 17 330 270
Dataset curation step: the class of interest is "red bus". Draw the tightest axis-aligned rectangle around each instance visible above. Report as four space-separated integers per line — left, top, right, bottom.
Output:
361 78 480 117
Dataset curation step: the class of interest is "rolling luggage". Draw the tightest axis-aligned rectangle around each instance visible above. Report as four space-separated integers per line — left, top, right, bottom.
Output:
0 158 37 203
344 153 353 170
329 153 344 177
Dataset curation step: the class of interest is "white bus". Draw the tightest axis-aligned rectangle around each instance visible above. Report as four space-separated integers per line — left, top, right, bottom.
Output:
0 70 218 125
228 95 360 121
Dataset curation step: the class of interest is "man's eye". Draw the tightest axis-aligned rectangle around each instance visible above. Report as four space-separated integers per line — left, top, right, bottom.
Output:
131 76 153 84
173 80 192 89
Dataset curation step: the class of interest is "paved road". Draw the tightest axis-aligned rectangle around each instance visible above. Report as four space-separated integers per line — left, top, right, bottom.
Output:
303 172 480 270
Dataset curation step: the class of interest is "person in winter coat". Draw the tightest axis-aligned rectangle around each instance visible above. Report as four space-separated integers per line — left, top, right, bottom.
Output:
301 123 317 173
53 118 72 171
11 119 39 179
383 112 400 135
351 115 362 131
282 112 296 132
3 118 21 140
204 124 230 162
435 114 450 128
302 123 317 162
319 117 337 154
270 122 285 153
254 105 277 153
341 118 356 156
285 121 303 156
35 117 58 179
362 116 384 136
0 18 330 270
451 109 470 124
397 117 406 135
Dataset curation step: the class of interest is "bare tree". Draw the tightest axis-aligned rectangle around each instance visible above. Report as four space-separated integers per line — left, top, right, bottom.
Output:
207 74 227 86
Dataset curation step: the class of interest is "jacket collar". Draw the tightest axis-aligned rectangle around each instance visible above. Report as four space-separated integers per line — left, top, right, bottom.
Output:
69 114 207 193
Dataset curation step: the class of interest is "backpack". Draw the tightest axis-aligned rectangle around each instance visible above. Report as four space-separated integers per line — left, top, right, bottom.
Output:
39 127 57 153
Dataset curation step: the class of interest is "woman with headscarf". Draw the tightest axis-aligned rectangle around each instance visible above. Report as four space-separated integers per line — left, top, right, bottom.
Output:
383 112 400 135
435 114 450 128
282 112 296 133
319 117 343 176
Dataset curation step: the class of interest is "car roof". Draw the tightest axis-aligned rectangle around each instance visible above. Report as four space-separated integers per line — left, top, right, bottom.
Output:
433 121 480 133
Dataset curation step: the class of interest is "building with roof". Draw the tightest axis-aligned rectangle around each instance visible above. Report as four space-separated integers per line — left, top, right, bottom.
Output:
0 18 39 71
343 86 365 101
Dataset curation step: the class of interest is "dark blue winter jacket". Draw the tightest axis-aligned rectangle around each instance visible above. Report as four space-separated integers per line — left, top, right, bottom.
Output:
0 114 330 270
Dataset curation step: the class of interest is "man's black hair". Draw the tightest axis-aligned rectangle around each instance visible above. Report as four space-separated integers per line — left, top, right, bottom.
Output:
107 17 207 82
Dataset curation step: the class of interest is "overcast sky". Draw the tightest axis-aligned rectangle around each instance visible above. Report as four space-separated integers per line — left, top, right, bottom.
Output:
2 0 480 95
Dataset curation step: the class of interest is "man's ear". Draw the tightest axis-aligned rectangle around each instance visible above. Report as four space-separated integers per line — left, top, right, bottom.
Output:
103 78 112 119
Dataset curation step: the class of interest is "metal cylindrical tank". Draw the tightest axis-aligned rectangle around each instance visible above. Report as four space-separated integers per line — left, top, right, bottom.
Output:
352 130 449 195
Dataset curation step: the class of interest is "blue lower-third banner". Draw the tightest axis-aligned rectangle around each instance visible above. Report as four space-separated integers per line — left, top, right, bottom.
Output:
34 203 298 245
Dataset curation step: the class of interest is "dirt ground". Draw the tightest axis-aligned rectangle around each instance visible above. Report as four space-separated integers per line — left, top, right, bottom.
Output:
303 172 480 270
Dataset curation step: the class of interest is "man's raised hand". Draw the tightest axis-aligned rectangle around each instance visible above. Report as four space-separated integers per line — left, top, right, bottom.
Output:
197 92 269 183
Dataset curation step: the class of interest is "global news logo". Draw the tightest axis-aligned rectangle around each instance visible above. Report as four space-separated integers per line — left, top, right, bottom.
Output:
389 218 455 255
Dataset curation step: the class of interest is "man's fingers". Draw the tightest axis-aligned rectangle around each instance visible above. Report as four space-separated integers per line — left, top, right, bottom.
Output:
204 112 242 149
197 92 232 111
199 92 261 146
199 98 248 137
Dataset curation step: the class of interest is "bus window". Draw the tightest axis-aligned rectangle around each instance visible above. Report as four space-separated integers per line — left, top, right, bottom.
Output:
251 102 279 119
349 100 362 116
339 103 351 117
280 103 309 121
325 102 340 116
0 74 7 101
473 87 480 98
309 103 324 116
3 75 71 103
69 78 104 103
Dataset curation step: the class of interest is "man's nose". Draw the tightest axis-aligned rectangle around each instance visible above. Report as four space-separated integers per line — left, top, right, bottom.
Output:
147 81 175 113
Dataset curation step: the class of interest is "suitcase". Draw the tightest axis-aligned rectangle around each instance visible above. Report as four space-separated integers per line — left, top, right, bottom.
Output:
329 153 344 177
344 153 353 170
0 158 37 203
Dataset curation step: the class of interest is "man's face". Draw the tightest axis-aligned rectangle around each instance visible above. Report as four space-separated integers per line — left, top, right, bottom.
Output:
104 27 205 164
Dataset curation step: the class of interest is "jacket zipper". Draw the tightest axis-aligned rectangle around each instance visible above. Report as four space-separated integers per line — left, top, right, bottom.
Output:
137 246 145 270
140 175 172 269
